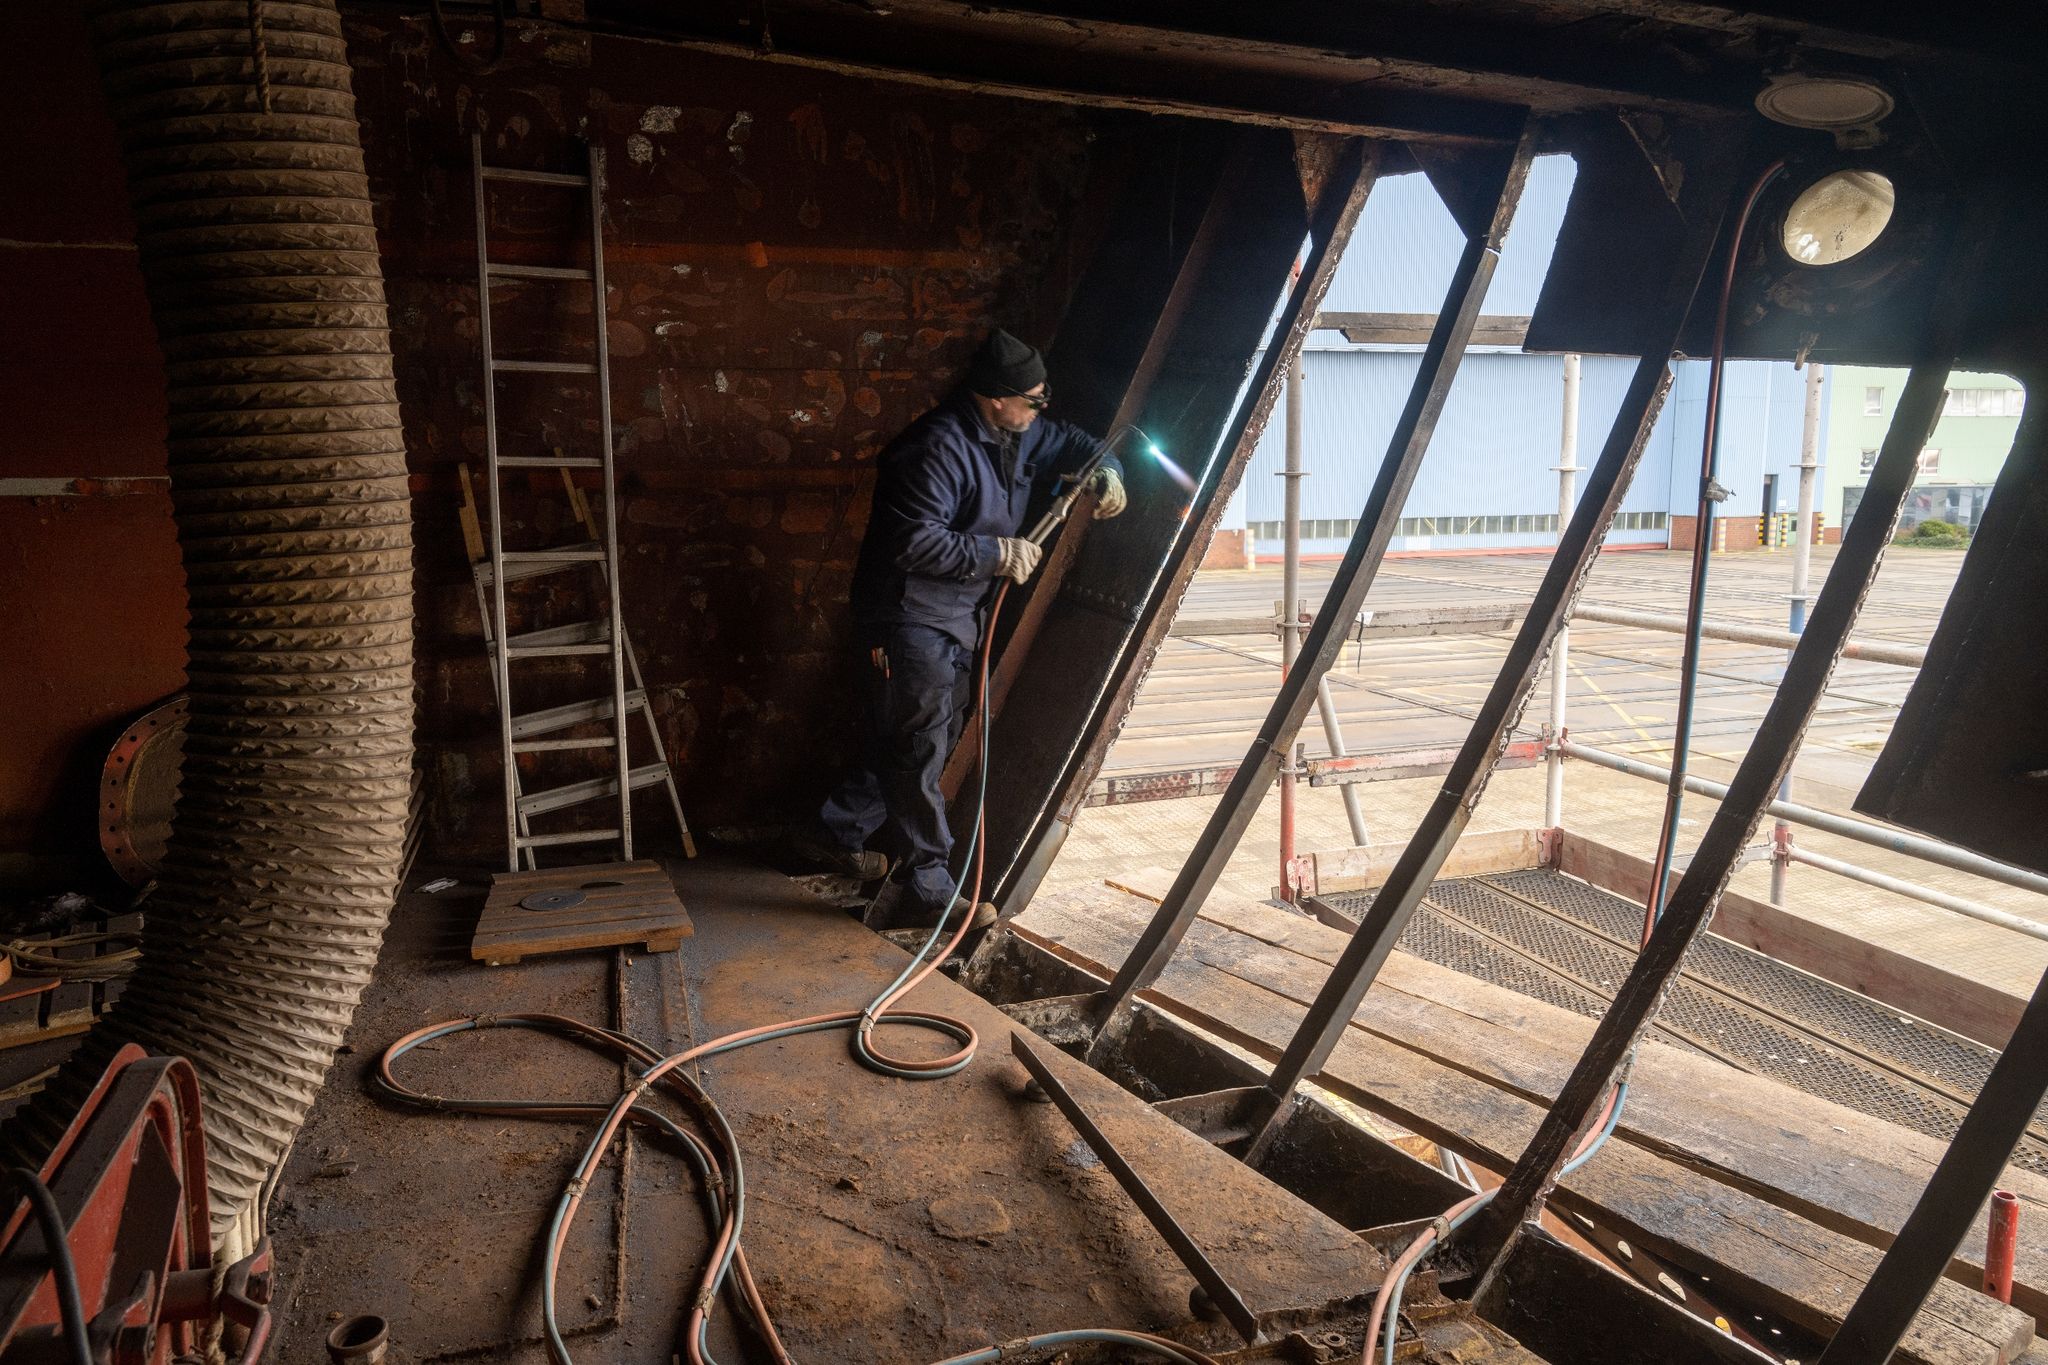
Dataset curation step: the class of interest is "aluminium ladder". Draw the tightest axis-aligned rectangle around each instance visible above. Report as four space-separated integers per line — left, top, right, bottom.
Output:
470 132 694 871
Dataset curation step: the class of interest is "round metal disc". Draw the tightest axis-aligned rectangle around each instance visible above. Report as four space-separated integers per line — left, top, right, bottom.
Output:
520 888 586 912
101 695 190 887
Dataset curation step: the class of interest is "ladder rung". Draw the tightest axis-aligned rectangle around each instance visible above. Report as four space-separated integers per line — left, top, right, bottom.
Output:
481 166 590 188
492 359 600 375
501 548 607 563
492 619 613 659
518 764 669 818
516 829 623 849
486 262 594 281
497 456 604 469
511 690 648 738
513 736 619 753
475 543 603 584
509 644 610 659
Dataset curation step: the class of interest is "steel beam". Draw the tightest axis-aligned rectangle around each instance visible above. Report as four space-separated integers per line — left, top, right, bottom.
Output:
1461 336 1967 1291
1081 121 1539 1067
1236 137 1745 1164
1010 1033 1261 1343
1814 964 2048 1365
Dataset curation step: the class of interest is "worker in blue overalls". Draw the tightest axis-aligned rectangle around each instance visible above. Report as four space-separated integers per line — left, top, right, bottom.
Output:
794 329 1127 928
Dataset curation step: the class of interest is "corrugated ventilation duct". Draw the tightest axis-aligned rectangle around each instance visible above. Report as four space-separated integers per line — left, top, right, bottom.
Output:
54 0 412 1253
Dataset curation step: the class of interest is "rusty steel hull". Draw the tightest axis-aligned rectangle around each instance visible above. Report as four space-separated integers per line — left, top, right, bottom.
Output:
268 857 1396 1362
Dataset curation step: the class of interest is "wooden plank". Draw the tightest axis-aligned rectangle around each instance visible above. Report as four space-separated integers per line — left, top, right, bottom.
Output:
1301 828 1545 896
1107 826 1545 903
1010 888 2034 1365
1314 311 1532 347
1556 832 2025 1049
456 461 486 563
473 860 692 964
1188 891 2048 1324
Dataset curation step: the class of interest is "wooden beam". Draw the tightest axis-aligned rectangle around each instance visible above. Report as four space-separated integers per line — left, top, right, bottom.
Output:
1555 832 2024 1049
1314 311 1531 347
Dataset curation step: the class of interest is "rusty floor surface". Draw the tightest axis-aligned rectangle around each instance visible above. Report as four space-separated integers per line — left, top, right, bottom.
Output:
266 854 1385 1363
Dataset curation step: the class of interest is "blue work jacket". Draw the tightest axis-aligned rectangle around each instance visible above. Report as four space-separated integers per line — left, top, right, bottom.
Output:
849 392 1119 649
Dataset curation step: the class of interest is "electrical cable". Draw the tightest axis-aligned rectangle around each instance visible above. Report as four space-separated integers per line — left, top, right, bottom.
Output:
1357 160 1787 1364
380 551 1214 1365
428 0 510 73
6 1167 93 1365
1642 159 1789 936
3 932 141 983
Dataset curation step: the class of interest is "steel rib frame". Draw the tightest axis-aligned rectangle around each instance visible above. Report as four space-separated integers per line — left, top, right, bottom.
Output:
1460 242 1978 1291
1235 136 1743 1164
1010 1033 1261 1343
1815 963 2048 1365
1082 117 1540 1069
992 133 1387 914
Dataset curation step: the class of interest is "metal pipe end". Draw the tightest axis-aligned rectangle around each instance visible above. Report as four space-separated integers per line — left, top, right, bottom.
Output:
327 1314 390 1364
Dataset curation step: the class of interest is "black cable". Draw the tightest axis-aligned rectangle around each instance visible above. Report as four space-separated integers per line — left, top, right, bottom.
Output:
429 0 510 74
6 1167 93 1365
1642 159 1786 930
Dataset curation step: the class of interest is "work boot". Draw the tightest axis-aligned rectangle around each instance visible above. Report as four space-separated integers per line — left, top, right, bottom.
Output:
786 831 889 881
870 883 998 933
912 894 1000 933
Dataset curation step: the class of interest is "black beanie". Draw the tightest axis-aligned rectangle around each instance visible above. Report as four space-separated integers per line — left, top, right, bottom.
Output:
964 328 1047 397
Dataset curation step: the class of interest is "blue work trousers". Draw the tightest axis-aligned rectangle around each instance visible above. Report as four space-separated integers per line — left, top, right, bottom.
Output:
817 624 973 912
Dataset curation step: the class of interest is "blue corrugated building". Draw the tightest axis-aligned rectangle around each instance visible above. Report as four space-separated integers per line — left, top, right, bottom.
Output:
1231 158 1827 556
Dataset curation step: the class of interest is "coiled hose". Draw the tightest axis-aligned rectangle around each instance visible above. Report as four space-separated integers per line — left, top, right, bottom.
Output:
22 0 414 1252
379 582 1215 1365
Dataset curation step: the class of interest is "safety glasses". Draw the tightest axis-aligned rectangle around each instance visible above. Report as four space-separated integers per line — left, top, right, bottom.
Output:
1010 383 1051 412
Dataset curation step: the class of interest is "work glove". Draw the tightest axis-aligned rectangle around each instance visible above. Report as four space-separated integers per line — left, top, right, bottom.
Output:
994 536 1043 584
1089 467 1128 519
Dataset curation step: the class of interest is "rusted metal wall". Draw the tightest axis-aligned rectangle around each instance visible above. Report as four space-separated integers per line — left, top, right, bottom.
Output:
6 2 1378 875
312 15 1102 853
0 5 184 889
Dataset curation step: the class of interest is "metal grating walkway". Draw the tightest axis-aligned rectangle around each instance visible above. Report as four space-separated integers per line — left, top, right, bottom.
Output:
1319 868 2048 1174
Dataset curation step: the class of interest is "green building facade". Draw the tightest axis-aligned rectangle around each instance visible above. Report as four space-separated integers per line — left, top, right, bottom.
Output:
1824 365 2027 539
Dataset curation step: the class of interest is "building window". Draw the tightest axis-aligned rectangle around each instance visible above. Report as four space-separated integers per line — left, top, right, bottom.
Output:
1943 387 2026 417
1863 386 1885 416
1858 448 1879 474
1919 447 1941 475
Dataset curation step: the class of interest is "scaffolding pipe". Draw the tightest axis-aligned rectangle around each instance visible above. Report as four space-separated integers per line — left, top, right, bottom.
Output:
1783 846 2048 945
1986 1192 2021 1306
1544 354 1581 828
1276 353 1371 851
1278 352 1304 896
1560 739 2048 902
1775 360 1827 903
1570 602 1924 667
1315 676 1371 845
1789 362 1825 635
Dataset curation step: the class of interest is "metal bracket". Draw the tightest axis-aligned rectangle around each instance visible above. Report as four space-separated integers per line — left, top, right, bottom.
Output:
1150 1086 1282 1151
994 992 1104 1047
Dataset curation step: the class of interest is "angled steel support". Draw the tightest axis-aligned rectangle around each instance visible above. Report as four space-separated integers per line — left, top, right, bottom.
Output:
1082 120 1539 1068
1011 1033 1261 1343
989 131 1383 915
1814 962 2048 1365
1236 148 1741 1165
1460 259 1975 1289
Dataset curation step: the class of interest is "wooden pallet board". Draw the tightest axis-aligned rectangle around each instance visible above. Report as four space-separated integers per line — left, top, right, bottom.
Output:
1105 862 2048 1318
473 860 692 965
1007 885 2036 1365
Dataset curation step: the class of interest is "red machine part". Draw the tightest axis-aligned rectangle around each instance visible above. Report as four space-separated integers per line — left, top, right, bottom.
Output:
0 1045 273 1363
